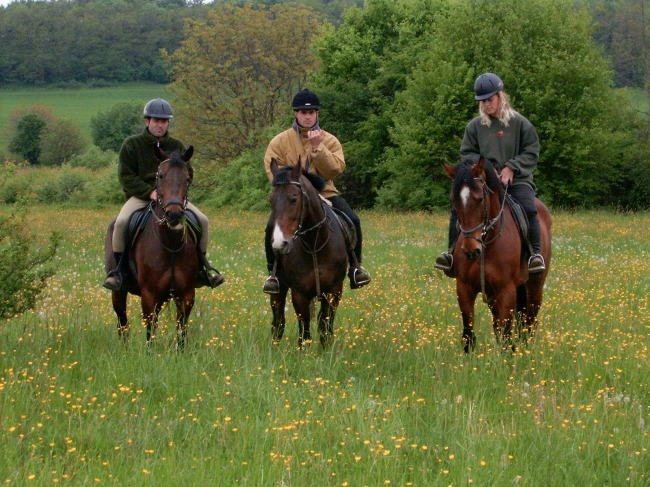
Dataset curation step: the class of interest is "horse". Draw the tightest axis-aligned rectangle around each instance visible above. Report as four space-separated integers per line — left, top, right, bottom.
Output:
104 147 198 351
442 157 552 352
268 158 349 348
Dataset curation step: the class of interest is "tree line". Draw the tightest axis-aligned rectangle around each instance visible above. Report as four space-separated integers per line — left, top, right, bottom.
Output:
0 0 361 86
4 0 650 211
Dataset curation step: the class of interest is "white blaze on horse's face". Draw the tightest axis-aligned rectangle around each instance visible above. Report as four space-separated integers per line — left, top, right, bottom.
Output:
460 186 471 208
272 222 291 254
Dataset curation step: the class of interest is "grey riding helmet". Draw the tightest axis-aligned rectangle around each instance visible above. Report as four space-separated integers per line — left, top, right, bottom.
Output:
474 73 503 101
292 89 321 110
144 98 173 119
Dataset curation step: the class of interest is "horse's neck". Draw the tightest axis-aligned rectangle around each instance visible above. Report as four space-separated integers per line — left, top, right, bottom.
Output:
301 188 327 239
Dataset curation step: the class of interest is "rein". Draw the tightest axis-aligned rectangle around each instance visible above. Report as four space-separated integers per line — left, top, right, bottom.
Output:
273 178 329 296
458 177 508 304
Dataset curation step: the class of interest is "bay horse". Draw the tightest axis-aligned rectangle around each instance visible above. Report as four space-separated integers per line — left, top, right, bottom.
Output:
442 157 552 352
104 147 198 351
268 158 348 348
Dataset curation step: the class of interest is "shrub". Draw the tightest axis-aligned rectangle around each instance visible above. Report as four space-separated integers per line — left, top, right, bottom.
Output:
69 146 117 170
8 114 46 164
39 117 88 166
90 102 143 153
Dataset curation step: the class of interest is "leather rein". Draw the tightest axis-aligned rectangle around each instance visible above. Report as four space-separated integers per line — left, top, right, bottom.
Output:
458 176 508 304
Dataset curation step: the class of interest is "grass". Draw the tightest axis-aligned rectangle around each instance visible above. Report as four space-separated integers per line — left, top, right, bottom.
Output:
0 83 171 156
0 207 649 485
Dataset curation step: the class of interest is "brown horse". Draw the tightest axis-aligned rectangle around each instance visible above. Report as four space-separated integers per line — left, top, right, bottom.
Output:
442 157 552 352
104 147 198 350
268 159 348 348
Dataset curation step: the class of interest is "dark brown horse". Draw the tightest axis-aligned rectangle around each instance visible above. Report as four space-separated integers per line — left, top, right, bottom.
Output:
268 158 348 348
104 147 198 350
442 158 552 352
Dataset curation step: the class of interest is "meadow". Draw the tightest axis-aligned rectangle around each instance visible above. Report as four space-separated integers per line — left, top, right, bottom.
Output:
0 207 648 486
0 83 171 156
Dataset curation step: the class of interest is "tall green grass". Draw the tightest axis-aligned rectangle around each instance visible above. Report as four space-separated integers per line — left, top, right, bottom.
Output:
0 208 648 485
0 83 171 156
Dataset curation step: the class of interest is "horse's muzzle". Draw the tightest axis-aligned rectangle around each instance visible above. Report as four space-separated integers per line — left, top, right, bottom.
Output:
164 208 185 229
272 239 293 255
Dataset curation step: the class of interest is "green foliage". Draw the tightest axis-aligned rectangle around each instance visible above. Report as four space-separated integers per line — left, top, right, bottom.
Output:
68 146 117 171
36 166 88 204
39 117 88 166
204 145 271 212
8 114 46 164
165 3 321 166
90 102 143 153
0 203 58 319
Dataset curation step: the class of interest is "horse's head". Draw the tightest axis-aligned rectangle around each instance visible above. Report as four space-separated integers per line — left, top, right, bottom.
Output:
269 157 325 255
155 146 193 229
443 157 504 261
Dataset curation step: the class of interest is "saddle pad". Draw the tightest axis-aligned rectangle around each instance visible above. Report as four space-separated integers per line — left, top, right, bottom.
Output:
125 204 202 249
505 194 530 245
324 204 357 250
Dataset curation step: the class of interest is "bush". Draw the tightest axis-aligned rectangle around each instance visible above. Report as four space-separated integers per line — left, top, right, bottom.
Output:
90 102 143 153
0 197 59 318
35 166 88 203
8 114 46 164
69 146 117 170
203 145 271 212
39 117 88 166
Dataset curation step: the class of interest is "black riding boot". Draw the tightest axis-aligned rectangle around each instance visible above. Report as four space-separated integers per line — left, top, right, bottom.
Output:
103 252 125 291
527 214 545 273
435 209 459 275
197 251 225 289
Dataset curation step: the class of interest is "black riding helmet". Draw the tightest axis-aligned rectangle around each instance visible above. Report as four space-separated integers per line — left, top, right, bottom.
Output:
474 73 503 101
144 98 174 119
292 89 321 110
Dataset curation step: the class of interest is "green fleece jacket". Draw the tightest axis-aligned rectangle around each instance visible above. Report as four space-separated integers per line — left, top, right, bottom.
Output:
460 112 539 190
118 129 189 200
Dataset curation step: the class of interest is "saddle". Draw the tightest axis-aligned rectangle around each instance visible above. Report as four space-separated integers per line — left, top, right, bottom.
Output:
123 204 202 276
505 194 534 256
322 203 357 251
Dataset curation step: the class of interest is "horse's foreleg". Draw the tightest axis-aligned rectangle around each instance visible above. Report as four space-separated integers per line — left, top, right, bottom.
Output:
141 291 162 347
491 286 518 351
522 280 545 342
457 284 477 353
318 293 340 347
292 293 313 349
112 291 129 341
270 287 288 344
175 294 195 353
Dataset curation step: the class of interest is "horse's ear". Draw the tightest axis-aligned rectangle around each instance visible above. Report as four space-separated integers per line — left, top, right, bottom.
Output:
182 146 194 162
154 143 167 162
442 162 456 179
474 156 485 175
292 156 303 180
304 157 311 174
270 158 280 176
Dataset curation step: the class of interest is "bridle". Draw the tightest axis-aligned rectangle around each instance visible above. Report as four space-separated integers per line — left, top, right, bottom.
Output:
457 175 508 304
151 161 189 228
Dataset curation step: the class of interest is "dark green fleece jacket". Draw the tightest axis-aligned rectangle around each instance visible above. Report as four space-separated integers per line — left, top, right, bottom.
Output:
118 129 191 200
459 112 539 190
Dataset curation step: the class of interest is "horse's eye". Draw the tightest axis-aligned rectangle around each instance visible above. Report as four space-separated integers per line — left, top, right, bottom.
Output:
291 196 299 204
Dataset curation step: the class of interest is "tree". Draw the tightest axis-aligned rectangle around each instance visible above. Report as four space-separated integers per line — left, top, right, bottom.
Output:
8 114 46 165
40 117 88 166
90 102 143 153
379 0 642 209
164 3 322 166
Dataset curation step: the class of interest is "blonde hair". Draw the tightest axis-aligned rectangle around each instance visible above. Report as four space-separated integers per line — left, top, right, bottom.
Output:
479 91 516 127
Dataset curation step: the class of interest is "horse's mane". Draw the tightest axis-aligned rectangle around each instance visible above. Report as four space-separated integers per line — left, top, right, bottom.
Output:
452 158 504 199
272 165 326 192
168 151 187 168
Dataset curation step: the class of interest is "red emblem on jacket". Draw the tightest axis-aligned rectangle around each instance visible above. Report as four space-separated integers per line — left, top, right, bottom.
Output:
497 131 504 137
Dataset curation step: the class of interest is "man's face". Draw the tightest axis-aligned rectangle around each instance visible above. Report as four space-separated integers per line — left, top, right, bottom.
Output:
294 109 318 129
146 117 170 138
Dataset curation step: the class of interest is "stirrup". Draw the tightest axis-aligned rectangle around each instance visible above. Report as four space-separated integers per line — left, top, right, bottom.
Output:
198 269 224 289
102 270 122 291
528 254 546 273
349 266 371 289
263 275 280 295
434 252 453 271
